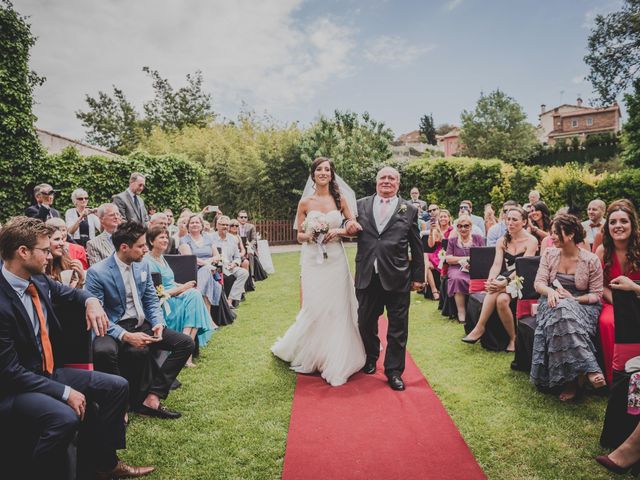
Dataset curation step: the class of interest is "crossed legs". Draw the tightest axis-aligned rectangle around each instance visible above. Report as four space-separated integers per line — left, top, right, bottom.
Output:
463 291 516 351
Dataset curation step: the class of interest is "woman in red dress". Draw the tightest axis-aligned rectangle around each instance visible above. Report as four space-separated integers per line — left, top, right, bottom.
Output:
595 199 640 384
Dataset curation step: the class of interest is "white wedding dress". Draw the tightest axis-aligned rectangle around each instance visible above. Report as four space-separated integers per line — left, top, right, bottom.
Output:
271 210 366 386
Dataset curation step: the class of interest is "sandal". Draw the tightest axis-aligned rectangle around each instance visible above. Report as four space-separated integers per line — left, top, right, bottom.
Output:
587 372 606 389
432 292 440 301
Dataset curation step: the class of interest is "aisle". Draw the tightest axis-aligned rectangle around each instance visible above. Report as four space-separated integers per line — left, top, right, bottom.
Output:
281 318 486 480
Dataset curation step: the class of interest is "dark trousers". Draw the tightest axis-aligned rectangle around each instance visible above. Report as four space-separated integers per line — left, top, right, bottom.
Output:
356 272 410 377
0 368 128 478
93 319 194 407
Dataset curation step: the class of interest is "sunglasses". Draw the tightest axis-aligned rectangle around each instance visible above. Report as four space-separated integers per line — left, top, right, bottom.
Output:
457 224 471 229
239 216 248 219
218 223 229 227
230 224 239 227
41 191 55 196
459 205 469 210
76 197 88 201
428 208 438 213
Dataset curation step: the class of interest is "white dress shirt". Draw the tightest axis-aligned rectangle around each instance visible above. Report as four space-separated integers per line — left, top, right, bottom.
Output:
114 255 145 327
373 195 399 233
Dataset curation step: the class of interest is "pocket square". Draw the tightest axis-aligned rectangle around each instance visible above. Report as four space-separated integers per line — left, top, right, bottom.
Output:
141 271 147 283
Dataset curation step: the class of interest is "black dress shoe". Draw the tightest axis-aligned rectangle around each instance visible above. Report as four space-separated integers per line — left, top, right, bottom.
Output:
232 299 240 308
362 361 376 374
461 335 480 344
388 375 405 391
135 404 181 419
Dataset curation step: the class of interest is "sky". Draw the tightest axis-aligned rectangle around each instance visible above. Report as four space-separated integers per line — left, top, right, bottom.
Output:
14 0 624 142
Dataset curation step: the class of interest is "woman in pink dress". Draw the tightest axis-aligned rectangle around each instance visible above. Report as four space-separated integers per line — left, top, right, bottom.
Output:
425 209 453 300
595 199 640 384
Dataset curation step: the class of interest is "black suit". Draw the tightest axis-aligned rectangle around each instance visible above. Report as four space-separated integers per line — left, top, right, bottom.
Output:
24 203 60 221
0 272 128 477
355 196 424 377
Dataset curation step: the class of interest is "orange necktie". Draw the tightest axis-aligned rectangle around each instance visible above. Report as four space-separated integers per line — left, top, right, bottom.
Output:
25 283 54 374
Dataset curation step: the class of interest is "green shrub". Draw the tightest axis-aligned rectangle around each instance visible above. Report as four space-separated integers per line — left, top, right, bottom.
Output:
596 169 640 207
536 164 602 213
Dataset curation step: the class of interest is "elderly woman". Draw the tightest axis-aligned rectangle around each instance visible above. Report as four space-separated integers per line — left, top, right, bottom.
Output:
145 226 215 367
531 214 605 401
65 188 101 247
46 217 88 270
46 222 85 288
445 213 485 323
178 214 223 309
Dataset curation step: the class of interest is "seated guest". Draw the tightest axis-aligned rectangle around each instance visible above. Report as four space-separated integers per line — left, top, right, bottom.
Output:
173 215 189 248
596 421 640 475
112 172 149 224
462 207 538 351
211 216 250 308
228 220 251 271
445 213 485 323
595 199 640 384
149 212 177 254
46 222 85 288
164 208 178 236
457 200 485 237
0 217 153 479
237 210 257 253
583 199 607 251
145 226 215 368
425 208 453 300
65 188 101 247
528 200 552 245
531 214 605 401
86 203 121 266
86 222 194 419
486 200 518 247
46 217 88 270
178 214 223 310
24 183 61 220
484 203 497 234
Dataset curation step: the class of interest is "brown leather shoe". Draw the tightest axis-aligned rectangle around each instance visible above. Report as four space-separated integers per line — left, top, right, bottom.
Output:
96 460 155 479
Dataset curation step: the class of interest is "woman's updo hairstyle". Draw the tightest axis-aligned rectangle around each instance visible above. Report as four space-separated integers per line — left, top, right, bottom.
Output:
551 213 585 244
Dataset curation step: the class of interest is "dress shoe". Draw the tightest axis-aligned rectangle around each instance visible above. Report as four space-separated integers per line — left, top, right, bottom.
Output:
362 361 376 374
96 460 155 479
594 455 640 475
232 299 240 308
135 403 181 419
388 375 405 391
461 335 480 344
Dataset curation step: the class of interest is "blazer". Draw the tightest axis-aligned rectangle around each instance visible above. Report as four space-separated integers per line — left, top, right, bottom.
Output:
534 247 604 297
85 255 165 340
0 272 91 405
241 223 257 250
354 196 425 292
86 231 115 266
24 204 60 221
112 190 149 224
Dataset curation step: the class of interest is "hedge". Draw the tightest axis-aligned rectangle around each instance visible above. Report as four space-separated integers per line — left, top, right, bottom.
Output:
2 147 204 221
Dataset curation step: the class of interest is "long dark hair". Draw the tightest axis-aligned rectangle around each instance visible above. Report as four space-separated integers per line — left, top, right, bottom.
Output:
310 157 341 211
531 201 551 232
503 207 529 249
602 199 640 277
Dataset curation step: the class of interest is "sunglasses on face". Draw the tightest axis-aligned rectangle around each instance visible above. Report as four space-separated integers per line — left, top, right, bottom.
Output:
428 208 438 213
459 205 469 210
239 216 248 219
41 191 55 196
77 197 88 201
230 224 239 227
218 223 229 227
457 224 471 229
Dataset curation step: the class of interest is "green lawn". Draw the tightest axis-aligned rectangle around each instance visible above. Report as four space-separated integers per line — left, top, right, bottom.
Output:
122 248 618 479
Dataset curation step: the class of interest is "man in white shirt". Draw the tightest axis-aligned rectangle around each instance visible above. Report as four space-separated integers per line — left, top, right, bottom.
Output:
582 199 606 250
210 216 250 308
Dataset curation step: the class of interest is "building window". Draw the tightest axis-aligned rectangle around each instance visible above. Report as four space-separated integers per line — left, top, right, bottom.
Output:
587 117 593 126
571 119 578 128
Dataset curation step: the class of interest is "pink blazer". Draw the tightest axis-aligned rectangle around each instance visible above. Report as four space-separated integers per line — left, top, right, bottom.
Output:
534 247 603 298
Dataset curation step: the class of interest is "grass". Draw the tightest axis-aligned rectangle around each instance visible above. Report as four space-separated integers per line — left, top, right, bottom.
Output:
121 248 618 479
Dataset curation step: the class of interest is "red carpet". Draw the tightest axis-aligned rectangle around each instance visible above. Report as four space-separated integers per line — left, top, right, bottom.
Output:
281 318 486 480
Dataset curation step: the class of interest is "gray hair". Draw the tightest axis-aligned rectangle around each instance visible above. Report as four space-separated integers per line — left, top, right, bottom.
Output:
217 215 230 223
97 202 118 219
34 183 53 196
71 188 88 203
150 212 168 223
376 166 401 182
129 172 145 183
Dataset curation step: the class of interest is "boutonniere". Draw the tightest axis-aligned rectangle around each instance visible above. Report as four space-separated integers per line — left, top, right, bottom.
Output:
398 204 407 214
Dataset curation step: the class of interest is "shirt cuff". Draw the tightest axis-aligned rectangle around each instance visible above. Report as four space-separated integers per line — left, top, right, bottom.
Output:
84 297 102 307
62 386 71 402
118 329 127 341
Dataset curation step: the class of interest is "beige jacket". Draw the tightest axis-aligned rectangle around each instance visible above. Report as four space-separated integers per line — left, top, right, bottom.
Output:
534 247 603 298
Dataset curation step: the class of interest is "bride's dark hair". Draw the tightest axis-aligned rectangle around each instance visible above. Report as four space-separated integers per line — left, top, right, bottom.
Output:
310 157 341 210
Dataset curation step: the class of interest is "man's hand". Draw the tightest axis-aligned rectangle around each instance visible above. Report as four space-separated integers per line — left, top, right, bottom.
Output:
411 281 424 291
123 331 158 349
152 324 164 341
345 221 363 236
67 388 86 420
85 298 109 336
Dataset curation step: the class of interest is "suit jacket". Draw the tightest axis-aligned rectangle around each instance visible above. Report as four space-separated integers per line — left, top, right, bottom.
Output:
24 204 60 221
242 223 257 250
0 272 91 405
355 196 425 292
112 190 149 224
85 255 165 340
86 231 115 266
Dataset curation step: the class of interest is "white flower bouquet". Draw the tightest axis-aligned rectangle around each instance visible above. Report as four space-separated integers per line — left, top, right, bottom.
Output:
301 216 330 263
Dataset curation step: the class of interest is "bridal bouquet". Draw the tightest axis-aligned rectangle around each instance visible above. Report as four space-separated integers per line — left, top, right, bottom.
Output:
301 216 330 264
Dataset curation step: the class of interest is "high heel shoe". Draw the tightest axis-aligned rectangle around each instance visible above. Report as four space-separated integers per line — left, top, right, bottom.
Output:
461 335 480 344
595 455 639 475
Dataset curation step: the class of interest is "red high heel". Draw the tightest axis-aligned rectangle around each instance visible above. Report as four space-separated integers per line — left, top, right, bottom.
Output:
595 455 638 475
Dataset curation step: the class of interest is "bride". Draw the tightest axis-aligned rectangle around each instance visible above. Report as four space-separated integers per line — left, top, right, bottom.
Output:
271 157 366 386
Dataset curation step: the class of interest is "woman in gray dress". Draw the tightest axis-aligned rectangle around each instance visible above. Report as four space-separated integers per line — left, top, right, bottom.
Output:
531 214 606 401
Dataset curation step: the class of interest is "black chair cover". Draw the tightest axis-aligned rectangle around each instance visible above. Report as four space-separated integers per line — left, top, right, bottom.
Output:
164 254 198 283
254 256 268 281
511 256 541 372
469 246 497 280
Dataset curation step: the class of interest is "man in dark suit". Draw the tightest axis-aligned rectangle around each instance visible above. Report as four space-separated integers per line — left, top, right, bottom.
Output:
350 167 424 391
24 183 61 221
112 172 149 224
86 221 194 419
0 216 154 479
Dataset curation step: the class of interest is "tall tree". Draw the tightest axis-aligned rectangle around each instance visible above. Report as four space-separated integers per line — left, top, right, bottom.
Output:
0 0 45 218
584 0 640 104
459 89 538 163
418 114 437 145
622 78 640 167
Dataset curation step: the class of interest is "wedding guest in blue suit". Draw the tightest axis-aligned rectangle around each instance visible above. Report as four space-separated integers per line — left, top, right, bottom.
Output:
86 221 194 419
0 217 154 479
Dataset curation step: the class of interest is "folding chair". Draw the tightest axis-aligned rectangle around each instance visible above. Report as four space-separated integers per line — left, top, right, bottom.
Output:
464 247 498 336
511 256 540 372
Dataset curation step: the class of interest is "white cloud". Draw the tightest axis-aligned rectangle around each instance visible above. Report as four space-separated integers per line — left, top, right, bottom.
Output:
443 0 464 12
15 0 355 139
364 36 434 67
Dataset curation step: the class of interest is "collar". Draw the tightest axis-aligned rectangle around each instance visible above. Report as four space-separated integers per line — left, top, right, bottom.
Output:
127 188 137 199
375 195 398 203
113 254 132 271
2 265 30 298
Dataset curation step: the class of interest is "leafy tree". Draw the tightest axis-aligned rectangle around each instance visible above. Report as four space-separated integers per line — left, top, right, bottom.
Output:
435 123 457 136
0 0 45 217
459 89 538 163
75 87 140 155
418 114 437 145
622 78 640 166
299 110 394 197
585 0 640 104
